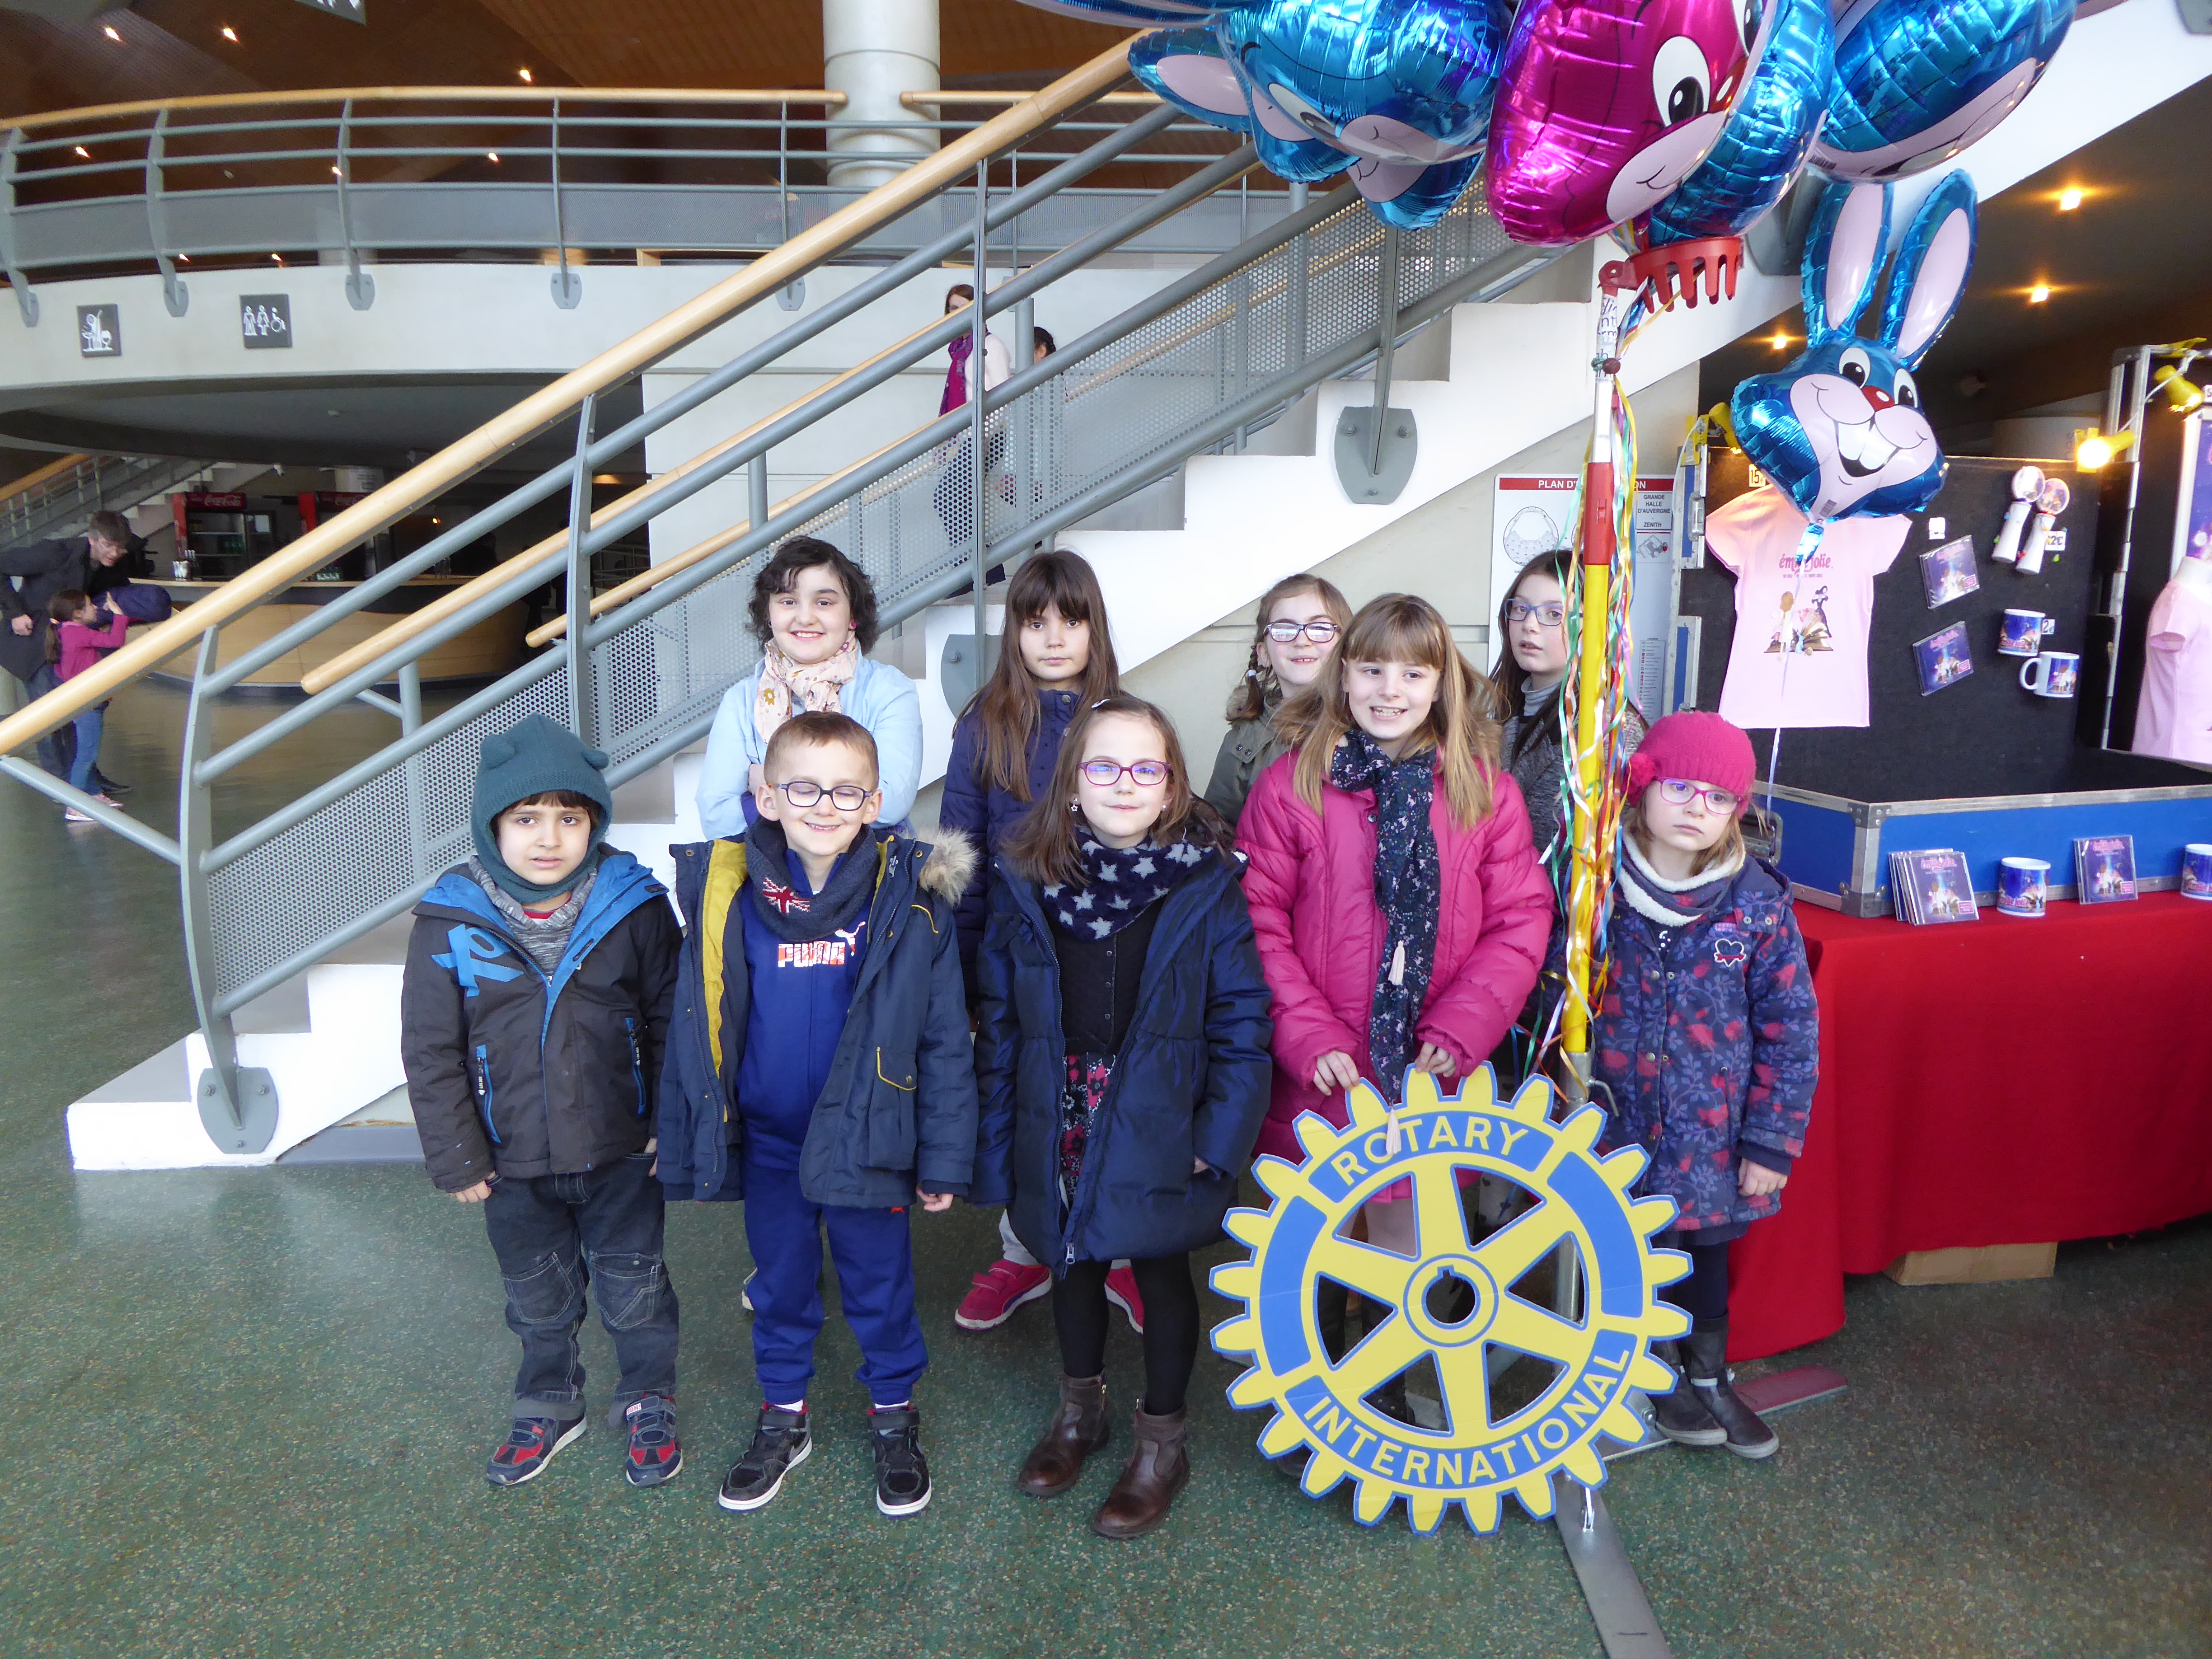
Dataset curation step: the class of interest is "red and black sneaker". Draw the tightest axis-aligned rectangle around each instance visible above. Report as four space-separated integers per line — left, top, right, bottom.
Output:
484 1414 586 1487
623 1394 683 1487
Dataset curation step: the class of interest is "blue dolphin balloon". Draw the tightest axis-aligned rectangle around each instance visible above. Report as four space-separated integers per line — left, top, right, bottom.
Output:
1643 0 1832 245
1731 172 1977 521
1130 0 1514 227
1811 0 2073 181
1013 0 1233 24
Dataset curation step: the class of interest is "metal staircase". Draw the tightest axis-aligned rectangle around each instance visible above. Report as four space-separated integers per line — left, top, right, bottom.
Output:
0 452 206 548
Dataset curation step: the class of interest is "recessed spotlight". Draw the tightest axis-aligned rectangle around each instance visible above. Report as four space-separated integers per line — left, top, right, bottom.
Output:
73 145 89 158
518 67 533 83
487 152 500 163
2029 283 2050 305
331 165 342 177
1769 331 1790 351
272 253 283 265
220 26 238 42
2057 187 2083 211
102 24 121 40
178 254 190 263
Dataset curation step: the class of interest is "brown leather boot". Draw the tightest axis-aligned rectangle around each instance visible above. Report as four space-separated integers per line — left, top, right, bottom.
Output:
1016 1373 1110 1496
1091 1406 1189 1539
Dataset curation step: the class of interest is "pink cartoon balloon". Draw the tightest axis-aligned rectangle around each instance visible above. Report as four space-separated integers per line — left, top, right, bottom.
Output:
1486 0 1759 247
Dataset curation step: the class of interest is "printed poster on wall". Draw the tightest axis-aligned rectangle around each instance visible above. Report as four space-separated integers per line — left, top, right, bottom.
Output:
1490 474 1674 713
1489 476 1580 671
1629 477 1675 717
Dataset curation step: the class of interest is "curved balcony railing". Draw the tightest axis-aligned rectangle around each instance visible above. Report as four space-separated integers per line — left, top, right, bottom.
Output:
0 82 1273 324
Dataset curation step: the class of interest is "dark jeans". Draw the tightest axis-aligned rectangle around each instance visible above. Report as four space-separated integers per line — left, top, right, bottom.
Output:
1054 1253 1201 1416
482 1153 678 1420
25 664 74 783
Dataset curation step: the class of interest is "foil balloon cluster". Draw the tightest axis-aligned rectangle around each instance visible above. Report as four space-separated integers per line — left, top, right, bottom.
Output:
1812 0 2074 180
1128 0 1514 227
1731 173 1978 522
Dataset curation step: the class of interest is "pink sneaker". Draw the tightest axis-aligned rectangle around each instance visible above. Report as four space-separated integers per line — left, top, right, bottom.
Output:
1104 1264 1146 1334
954 1257 1051 1331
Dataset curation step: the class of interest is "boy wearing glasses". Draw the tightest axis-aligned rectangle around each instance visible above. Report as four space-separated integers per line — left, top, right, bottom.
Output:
658 711 979 1518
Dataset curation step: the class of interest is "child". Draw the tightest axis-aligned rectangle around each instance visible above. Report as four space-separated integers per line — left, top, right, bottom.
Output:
942 549 1141 1335
1202 574 1351 828
973 693 1272 1538
1237 594 1552 1419
47 589 130 821
695 536 923 840
1594 711 1818 1459
400 715 684 1489
657 711 978 1518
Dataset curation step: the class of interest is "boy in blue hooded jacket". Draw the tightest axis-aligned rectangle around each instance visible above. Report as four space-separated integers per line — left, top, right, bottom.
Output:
401 716 684 1490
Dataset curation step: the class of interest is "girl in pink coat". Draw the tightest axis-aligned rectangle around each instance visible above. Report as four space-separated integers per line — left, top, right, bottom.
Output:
1236 595 1553 1416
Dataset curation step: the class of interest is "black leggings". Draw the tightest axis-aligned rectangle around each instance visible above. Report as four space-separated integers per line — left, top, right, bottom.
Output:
1053 1254 1200 1416
1663 1238 1731 1326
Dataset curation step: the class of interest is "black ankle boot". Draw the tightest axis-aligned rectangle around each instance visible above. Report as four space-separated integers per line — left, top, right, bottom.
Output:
1686 1326 1778 1460
1646 1338 1725 1447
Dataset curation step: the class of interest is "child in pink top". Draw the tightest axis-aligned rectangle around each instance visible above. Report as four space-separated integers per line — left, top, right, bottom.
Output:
46 589 130 815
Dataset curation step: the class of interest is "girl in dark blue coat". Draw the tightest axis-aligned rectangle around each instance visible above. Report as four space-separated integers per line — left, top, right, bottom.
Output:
1591 712 1818 1462
973 694 1272 1540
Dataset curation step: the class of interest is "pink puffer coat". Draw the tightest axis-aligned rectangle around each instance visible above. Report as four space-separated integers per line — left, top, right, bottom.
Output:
1235 750 1554 1164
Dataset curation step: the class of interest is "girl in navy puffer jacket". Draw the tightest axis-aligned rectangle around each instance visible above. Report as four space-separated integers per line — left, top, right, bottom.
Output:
973 694 1272 1541
1593 712 1818 1462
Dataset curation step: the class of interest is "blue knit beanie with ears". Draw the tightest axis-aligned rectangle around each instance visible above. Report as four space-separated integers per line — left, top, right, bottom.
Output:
471 714 616 903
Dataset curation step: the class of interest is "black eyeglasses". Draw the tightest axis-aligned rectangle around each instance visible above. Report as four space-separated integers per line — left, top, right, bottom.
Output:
1505 600 1567 628
1079 759 1171 787
1263 619 1340 644
774 780 876 811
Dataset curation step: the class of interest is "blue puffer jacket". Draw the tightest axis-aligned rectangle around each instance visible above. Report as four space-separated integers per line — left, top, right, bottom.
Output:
939 687 1079 985
656 828 979 1209
1591 853 1819 1233
971 852 1275 1270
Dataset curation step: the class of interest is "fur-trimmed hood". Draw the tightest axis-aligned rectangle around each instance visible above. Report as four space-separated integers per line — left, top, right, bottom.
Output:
918 827 978 904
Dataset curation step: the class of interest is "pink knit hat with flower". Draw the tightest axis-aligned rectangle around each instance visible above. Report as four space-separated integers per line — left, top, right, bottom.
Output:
1626 711 1756 816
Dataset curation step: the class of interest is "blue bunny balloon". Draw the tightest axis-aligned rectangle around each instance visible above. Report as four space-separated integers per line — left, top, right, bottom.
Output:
1642 0 1832 245
1731 172 1977 522
1015 0 1234 24
1129 0 1514 227
1810 0 2072 181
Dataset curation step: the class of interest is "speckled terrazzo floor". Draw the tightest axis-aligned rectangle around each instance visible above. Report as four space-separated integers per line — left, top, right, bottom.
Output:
1 686 2207 1659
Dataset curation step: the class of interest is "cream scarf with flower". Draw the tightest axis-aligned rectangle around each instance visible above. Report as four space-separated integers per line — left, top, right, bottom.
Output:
754 637 859 748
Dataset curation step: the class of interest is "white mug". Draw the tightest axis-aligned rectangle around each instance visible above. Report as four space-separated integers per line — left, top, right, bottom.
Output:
2019 651 2081 698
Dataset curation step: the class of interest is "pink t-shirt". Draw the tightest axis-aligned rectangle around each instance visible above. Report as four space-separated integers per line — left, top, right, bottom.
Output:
1707 487 1910 730
2133 576 2212 764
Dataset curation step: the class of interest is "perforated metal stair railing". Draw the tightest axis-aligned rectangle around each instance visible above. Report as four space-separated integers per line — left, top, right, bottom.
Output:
0 453 206 549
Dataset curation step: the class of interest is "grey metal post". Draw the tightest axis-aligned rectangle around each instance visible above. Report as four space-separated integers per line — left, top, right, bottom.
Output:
1013 292 1034 542
1286 180 1308 370
1368 226 1401 475
969 161 992 680
550 99 581 309
749 452 770 540
335 97 374 310
0 127 37 326
399 660 428 876
564 394 599 742
178 631 278 1154
146 109 188 318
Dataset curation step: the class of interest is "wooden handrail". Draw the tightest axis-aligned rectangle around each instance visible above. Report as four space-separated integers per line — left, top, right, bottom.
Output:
298 309 951 694
0 453 92 509
2 86 848 135
901 91 1159 108
0 40 1135 761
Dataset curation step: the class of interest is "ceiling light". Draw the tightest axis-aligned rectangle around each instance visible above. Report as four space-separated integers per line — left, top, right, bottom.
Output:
331 165 342 177
1769 331 1790 351
102 24 121 40
2028 283 2050 305
2057 187 2083 211
487 152 500 163
221 26 238 42
178 254 189 263
73 145 89 158
272 253 283 265
519 67 533 83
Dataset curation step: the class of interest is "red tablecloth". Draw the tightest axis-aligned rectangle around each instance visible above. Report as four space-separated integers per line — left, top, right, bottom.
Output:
1727 890 2212 1360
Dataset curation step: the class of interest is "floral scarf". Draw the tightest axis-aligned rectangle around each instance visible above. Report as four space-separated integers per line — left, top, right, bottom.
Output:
753 637 859 749
1331 728 1441 1097
1042 828 1211 940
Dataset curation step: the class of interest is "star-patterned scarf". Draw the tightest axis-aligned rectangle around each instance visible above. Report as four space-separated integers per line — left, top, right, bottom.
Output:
1043 828 1211 940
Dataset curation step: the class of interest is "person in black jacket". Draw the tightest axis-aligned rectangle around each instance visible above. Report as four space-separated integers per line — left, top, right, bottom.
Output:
973 694 1273 1540
400 716 683 1491
0 510 139 789
657 712 978 1521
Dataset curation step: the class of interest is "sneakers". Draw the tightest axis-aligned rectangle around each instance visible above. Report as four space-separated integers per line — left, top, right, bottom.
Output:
484 1414 586 1487
718 1406 812 1511
622 1394 683 1487
62 807 92 824
740 1268 756 1314
1105 1264 1146 1334
868 1406 933 1517
955 1256 1051 1330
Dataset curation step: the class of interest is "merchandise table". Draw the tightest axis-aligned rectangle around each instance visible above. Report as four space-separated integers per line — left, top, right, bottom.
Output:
1726 891 2212 1360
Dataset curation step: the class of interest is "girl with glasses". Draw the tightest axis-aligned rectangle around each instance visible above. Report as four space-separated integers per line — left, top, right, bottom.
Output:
972 693 1271 1539
1203 574 1352 827
1598 712 1818 1462
1236 594 1553 1430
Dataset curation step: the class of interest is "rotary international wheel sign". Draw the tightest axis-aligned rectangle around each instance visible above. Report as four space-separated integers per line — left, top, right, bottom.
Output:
1210 1068 1687 1534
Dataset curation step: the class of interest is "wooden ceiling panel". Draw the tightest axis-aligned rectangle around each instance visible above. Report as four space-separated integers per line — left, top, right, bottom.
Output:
468 0 822 91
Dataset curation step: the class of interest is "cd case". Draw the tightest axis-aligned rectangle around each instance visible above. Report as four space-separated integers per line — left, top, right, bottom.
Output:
1889 848 1980 924
1912 622 1975 695
1918 534 1981 608
2073 834 2138 904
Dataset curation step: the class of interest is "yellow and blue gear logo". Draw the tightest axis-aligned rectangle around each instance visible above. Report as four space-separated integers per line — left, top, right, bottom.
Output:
1210 1067 1688 1534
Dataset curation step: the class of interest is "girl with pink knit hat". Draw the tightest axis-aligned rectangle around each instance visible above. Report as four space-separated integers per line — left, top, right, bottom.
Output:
1593 711 1820 1461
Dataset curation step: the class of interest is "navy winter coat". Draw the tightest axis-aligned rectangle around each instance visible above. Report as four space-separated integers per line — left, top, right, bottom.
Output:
1591 856 1819 1233
401 852 680 1192
656 829 979 1209
971 853 1275 1270
939 687 1078 983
